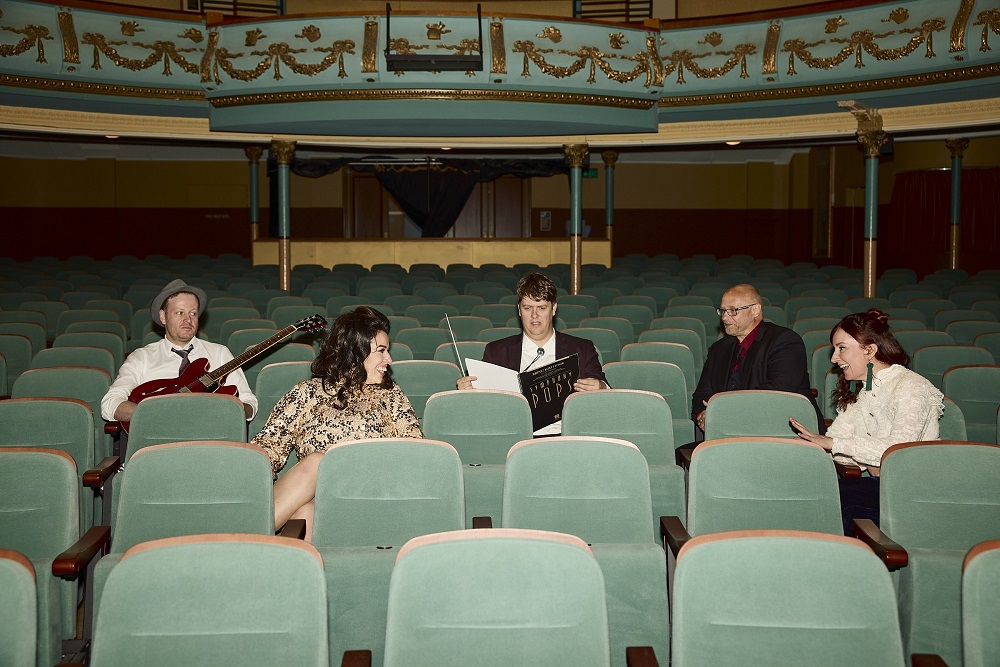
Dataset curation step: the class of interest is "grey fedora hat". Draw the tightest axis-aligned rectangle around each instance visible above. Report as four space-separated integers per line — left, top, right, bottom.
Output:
150 279 208 323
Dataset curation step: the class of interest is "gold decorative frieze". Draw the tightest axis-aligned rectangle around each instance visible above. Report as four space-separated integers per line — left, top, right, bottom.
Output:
362 19 378 73
782 18 946 75
81 32 199 75
645 35 664 87
699 32 723 47
180 28 203 44
536 26 562 43
762 21 781 75
426 22 450 40
0 24 53 62
974 9 1000 52
210 38 356 82
297 25 321 43
489 21 506 74
660 61 1000 106
661 42 757 84
208 87 655 110
0 72 205 99
826 17 847 34
884 8 909 25
513 39 654 86
609 33 627 49
951 0 975 52
57 11 79 64
120 21 142 37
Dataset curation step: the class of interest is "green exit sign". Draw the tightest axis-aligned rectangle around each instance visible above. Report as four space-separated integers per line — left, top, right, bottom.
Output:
582 168 598 178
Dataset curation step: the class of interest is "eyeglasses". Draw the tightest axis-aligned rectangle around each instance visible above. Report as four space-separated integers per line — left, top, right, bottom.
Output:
716 304 756 317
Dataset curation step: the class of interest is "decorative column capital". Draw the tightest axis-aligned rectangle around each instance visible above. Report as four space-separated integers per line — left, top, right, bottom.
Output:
838 101 888 158
244 145 263 164
601 150 619 168
564 143 589 169
945 137 970 159
270 140 297 166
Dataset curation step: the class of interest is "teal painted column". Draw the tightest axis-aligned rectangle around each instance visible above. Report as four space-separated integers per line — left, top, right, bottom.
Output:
841 103 888 298
945 138 970 270
270 140 296 293
564 143 588 295
602 150 618 258
245 145 263 243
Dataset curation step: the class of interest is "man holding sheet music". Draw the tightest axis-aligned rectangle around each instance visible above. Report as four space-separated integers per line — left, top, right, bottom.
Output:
456 272 608 435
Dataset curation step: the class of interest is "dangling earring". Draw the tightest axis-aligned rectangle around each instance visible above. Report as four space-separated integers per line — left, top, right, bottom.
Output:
865 361 874 391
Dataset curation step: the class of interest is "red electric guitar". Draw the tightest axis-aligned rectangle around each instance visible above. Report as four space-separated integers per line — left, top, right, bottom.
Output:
119 314 327 432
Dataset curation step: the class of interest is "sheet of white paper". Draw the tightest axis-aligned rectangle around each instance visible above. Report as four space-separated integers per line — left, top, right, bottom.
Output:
465 358 520 392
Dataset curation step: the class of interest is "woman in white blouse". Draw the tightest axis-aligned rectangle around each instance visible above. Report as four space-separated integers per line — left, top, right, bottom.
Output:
791 309 943 534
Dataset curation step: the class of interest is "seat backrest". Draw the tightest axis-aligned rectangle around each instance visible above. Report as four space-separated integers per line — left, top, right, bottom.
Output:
562 389 675 464
602 361 688 422
0 448 79 560
53 331 124 369
201 306 262 341
894 329 955 355
423 390 532 465
881 441 1000 549
976 332 1000 363
963 540 1000 667
687 438 842 535
945 320 1000 346
438 315 492 342
477 326 521 343
31 345 116 376
598 304 654 338
265 296 311 320
911 344 994 390
792 317 841 337
11 367 111 438
218 318 277 347
941 365 1000 443
672 530 904 667
0 322 46 356
312 438 465 548
112 442 274 554
662 305 720 337
394 327 453 360
939 397 968 440
55 308 119 336
270 305 327 331
561 327 621 363
249 361 313 440
384 529 609 667
0 550 36 667
404 304 459 327
637 327 704 363
0 397 95 532
704 390 817 440
503 436 655 544
91 534 327 666
620 341 696 389
580 316 634 347
126 393 248 461
432 340 486 367
469 303 515 327
389 360 462 419
934 309 997 332
240 342 316 389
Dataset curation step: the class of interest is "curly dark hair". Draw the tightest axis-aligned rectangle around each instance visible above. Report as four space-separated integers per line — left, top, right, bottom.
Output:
311 306 392 407
516 272 558 304
830 309 910 411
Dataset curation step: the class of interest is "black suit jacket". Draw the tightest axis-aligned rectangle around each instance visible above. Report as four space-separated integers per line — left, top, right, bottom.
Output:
482 330 609 387
691 321 826 433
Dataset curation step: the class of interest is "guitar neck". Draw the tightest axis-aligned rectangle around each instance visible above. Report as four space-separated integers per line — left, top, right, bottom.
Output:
201 324 299 384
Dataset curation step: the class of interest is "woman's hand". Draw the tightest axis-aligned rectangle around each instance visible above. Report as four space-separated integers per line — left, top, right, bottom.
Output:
789 416 834 451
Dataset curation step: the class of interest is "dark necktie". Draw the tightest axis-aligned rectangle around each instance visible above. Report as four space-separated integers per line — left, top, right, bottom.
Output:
731 345 747 376
172 346 193 374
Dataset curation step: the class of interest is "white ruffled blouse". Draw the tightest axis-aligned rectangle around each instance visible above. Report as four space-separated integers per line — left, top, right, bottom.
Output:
827 364 944 469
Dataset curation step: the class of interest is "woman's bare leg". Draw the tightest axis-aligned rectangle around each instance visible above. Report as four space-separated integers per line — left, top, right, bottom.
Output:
273 451 324 533
289 500 315 542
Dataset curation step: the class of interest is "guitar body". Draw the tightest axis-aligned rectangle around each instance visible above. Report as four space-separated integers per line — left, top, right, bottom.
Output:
121 358 237 433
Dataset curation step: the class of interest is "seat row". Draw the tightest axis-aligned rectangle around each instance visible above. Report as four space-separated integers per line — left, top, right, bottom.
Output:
4 435 999 666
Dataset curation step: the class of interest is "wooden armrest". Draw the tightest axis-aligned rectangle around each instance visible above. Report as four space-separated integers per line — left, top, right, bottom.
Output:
342 649 372 667
104 421 121 435
279 519 307 540
852 518 907 570
810 388 818 397
912 654 949 667
834 460 863 478
660 516 691 557
471 516 493 529
674 447 693 469
626 646 660 667
824 418 833 428
83 456 122 488
52 526 111 578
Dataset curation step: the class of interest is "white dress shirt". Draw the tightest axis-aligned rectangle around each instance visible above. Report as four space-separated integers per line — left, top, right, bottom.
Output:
101 336 257 421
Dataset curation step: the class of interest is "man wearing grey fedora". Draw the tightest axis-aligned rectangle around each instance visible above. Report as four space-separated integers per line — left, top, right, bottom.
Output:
101 279 258 423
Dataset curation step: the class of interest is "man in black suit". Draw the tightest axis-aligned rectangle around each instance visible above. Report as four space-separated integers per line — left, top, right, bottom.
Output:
457 272 608 434
692 283 825 436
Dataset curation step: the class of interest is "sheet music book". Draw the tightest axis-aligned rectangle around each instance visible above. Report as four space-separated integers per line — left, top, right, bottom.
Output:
465 354 580 432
